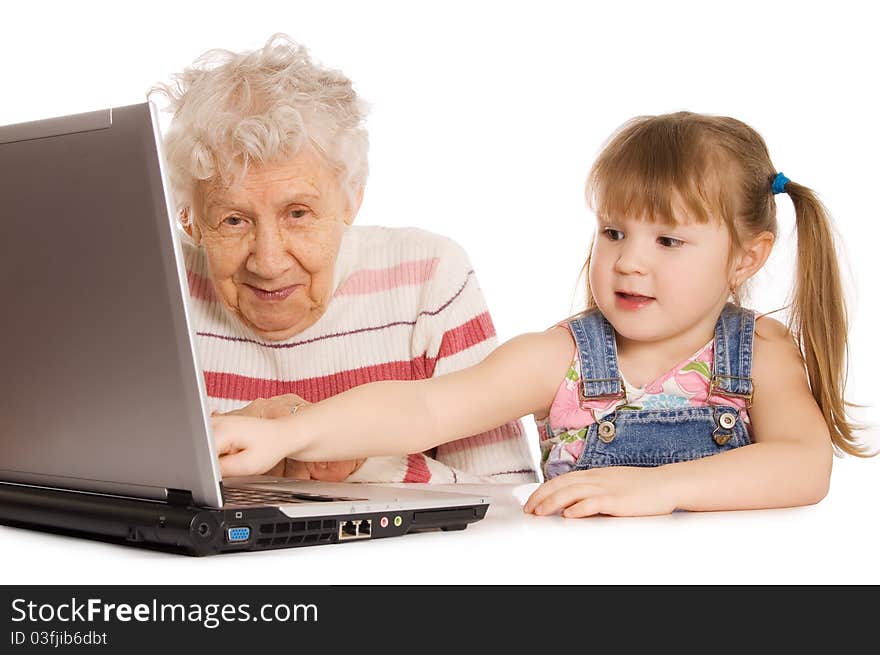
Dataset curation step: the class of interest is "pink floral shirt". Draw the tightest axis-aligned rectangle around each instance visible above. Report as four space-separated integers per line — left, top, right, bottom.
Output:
537 339 751 478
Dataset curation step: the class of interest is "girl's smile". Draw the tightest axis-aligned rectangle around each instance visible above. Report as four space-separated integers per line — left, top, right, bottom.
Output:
614 291 655 310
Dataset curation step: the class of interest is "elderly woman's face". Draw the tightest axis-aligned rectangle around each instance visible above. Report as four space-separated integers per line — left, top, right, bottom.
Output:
192 148 359 341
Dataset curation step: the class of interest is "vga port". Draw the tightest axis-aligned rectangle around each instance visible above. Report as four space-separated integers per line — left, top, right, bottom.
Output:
226 526 251 543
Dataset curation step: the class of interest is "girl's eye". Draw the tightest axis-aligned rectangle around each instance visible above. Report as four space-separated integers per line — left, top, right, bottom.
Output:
602 228 624 241
657 236 685 248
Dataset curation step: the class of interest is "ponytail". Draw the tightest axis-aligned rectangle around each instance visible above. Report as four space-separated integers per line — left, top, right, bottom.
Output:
786 182 866 456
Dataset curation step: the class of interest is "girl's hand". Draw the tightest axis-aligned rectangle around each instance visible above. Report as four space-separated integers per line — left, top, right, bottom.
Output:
213 396 364 482
523 466 678 517
212 415 293 478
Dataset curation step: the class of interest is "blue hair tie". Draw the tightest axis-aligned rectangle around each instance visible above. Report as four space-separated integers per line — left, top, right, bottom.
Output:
772 172 790 195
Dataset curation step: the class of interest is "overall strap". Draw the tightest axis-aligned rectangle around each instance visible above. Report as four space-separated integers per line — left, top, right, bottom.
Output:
709 303 756 406
568 309 625 401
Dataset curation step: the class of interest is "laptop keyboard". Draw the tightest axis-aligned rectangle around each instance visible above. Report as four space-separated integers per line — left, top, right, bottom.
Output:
222 486 365 507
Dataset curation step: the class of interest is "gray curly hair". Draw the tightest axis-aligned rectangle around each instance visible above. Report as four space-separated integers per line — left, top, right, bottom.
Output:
150 33 370 214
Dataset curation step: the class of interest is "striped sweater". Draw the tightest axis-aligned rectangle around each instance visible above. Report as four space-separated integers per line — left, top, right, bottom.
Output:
183 225 539 484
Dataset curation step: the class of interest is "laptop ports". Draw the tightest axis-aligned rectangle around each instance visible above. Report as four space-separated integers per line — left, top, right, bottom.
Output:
337 519 371 541
226 526 251 543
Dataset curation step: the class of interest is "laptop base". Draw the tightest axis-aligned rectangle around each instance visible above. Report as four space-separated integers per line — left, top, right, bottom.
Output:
0 482 488 556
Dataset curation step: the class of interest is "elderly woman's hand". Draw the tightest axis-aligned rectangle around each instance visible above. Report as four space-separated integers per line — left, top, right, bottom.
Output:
217 394 306 420
303 459 366 481
214 394 364 481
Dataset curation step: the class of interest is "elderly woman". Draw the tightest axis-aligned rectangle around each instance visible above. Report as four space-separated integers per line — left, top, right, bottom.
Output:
152 35 537 484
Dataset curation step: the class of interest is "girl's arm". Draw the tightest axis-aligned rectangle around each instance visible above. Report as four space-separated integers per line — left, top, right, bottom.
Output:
525 317 834 517
665 316 833 510
213 327 574 476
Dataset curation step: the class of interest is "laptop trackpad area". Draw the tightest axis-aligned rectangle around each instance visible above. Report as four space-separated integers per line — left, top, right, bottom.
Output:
222 477 367 507
222 477 488 513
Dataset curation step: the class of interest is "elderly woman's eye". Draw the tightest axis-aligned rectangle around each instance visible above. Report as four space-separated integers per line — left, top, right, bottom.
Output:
288 208 310 220
222 215 247 227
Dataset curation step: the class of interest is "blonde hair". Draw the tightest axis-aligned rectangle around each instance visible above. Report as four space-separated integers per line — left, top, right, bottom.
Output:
149 33 369 213
584 111 866 456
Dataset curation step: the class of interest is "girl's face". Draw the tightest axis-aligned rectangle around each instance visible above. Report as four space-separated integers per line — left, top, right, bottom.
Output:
589 210 734 346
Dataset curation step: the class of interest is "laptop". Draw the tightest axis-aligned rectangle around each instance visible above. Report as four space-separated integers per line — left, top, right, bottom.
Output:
0 102 489 555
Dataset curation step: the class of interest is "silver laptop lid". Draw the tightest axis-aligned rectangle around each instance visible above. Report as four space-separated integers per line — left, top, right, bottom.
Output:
0 102 224 507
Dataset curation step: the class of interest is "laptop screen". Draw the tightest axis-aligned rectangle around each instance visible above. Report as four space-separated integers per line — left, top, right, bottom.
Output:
0 103 224 507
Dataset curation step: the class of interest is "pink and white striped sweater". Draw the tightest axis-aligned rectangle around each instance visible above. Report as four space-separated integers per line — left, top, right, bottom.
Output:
183 225 538 484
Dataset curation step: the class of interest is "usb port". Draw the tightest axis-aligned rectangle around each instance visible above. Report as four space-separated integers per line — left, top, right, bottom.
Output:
226 526 251 543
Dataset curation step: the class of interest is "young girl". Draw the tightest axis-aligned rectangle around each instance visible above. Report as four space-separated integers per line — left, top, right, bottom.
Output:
212 111 870 517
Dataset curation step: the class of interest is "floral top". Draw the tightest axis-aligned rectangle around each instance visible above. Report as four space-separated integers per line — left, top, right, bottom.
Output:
537 339 752 479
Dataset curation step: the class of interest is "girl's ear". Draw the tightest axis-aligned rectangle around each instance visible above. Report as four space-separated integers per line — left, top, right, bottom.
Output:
731 231 774 287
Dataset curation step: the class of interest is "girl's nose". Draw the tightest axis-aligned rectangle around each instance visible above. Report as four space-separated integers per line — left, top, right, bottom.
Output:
614 240 648 275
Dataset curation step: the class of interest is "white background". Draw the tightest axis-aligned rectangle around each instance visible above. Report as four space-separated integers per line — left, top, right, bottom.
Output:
2 0 878 582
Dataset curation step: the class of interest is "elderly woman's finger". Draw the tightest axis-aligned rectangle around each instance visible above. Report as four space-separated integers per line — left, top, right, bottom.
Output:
215 398 268 419
283 459 311 480
261 394 311 420
265 460 286 477
305 460 363 482
275 393 308 405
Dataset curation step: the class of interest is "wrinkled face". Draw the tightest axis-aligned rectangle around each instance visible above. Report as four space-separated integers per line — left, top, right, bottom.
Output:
192 149 359 341
589 208 733 346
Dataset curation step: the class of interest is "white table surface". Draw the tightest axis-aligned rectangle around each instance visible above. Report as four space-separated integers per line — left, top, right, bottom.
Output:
3 454 879 585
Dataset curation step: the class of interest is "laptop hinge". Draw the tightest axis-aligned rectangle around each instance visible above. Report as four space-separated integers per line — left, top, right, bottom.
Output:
165 488 195 506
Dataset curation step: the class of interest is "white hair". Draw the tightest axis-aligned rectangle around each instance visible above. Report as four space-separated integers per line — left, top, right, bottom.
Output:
150 33 370 211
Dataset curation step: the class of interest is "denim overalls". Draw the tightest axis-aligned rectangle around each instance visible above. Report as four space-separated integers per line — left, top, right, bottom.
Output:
568 303 755 470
